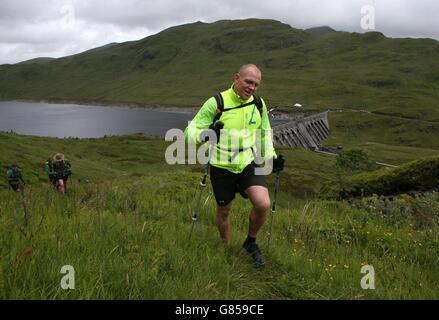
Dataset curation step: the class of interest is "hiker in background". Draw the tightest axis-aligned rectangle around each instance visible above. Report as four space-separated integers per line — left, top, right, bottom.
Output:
6 163 26 192
52 153 72 194
44 158 56 186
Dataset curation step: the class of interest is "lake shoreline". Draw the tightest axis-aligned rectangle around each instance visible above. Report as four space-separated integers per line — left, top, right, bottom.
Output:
0 98 299 125
0 98 299 118
0 98 199 115
0 100 197 139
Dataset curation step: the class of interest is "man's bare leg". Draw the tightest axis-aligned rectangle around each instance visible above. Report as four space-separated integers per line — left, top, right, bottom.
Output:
246 186 270 238
216 202 233 245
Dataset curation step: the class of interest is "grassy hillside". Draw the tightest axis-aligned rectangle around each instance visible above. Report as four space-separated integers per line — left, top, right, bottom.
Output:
1 18 439 122
0 133 438 299
325 111 439 150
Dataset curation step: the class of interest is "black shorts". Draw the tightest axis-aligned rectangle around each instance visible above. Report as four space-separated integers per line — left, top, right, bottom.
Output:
210 162 268 207
49 175 56 185
9 183 20 191
54 174 69 182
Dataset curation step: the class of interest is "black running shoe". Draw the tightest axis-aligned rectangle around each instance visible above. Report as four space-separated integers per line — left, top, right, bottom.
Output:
243 239 266 268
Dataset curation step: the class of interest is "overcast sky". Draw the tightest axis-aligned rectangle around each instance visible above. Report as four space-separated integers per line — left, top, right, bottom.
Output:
1 0 438 65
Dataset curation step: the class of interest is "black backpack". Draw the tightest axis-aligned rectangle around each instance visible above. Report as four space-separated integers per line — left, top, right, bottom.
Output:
211 92 264 125
53 160 71 176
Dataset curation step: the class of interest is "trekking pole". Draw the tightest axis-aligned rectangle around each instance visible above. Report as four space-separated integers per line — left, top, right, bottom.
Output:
203 191 213 208
189 121 223 240
20 185 30 227
188 164 209 240
267 155 283 254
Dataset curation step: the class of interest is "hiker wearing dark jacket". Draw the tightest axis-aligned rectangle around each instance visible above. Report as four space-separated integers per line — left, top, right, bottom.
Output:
7 163 25 192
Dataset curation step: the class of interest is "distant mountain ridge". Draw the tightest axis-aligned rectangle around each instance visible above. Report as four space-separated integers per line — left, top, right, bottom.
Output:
305 26 337 36
17 57 55 65
1 18 438 121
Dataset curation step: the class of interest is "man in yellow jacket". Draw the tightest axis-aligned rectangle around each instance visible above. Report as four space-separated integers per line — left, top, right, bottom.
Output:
185 64 284 267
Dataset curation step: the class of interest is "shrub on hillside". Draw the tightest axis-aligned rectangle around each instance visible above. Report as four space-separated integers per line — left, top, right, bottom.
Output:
351 192 439 229
339 155 439 198
328 149 379 198
335 149 377 173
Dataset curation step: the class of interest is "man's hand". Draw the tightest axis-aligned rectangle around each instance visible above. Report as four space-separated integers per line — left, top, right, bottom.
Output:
201 121 224 143
272 154 285 173
208 123 221 141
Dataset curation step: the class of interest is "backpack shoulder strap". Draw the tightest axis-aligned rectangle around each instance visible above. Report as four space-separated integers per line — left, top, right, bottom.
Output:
211 92 263 124
214 92 224 111
252 94 263 116
212 92 224 124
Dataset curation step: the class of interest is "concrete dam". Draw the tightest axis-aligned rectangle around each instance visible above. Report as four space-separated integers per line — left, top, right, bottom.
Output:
271 111 330 151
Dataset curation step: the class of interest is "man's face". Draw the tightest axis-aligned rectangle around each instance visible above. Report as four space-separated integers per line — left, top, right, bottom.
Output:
233 68 261 100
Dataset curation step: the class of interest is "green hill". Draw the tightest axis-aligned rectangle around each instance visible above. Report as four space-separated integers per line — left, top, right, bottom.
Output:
1 18 439 122
17 57 55 65
305 26 337 36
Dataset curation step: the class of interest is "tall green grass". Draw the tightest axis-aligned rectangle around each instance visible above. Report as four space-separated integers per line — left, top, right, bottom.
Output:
1 132 438 299
1 176 437 299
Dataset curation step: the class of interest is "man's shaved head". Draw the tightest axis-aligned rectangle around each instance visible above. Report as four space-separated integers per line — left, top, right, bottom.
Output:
238 64 261 77
233 64 262 100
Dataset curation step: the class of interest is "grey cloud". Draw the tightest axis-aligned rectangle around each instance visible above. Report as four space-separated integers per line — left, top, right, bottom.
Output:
0 0 67 24
75 0 226 32
1 0 439 64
